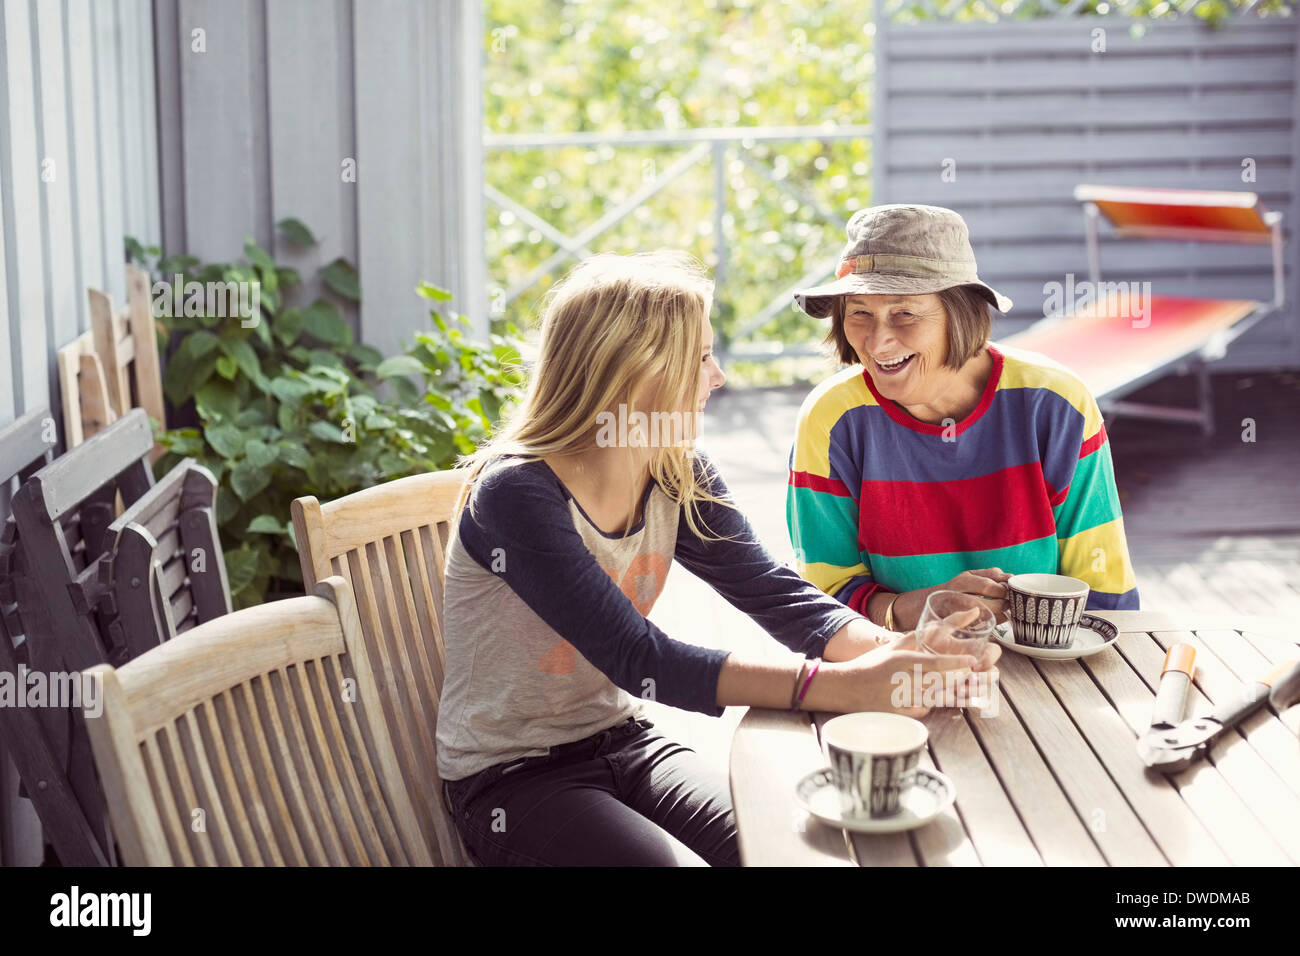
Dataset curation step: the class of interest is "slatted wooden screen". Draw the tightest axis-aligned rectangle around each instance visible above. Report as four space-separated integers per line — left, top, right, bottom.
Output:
872 15 1300 369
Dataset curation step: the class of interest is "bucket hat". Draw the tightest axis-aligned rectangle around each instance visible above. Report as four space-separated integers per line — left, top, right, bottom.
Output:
793 204 1013 318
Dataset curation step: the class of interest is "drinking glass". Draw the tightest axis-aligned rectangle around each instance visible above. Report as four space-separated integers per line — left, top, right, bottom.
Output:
916 589 996 661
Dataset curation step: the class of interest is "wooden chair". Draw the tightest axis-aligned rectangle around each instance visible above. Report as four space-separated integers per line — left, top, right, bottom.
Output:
10 409 156 673
0 407 57 494
0 409 113 866
96 460 231 664
291 470 473 867
59 264 166 460
1 409 157 865
82 577 434 866
57 330 116 448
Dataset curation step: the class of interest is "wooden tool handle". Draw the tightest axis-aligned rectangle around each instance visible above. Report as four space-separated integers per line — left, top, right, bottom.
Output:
1263 659 1300 709
1151 643 1195 729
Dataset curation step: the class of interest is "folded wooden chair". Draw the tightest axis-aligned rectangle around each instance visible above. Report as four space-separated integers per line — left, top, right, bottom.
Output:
291 470 473 867
56 331 117 448
60 264 166 460
1 409 157 865
82 577 434 866
0 408 112 866
96 460 231 664
0 408 56 494
1003 185 1286 436
10 410 156 673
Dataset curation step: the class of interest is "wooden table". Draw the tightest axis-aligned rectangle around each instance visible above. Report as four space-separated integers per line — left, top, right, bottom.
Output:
729 611 1300 866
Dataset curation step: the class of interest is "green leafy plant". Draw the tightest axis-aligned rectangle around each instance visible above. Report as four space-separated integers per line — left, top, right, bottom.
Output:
129 220 524 608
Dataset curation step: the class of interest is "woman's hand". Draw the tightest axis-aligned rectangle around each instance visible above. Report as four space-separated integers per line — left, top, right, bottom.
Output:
806 645 974 718
893 626 1002 674
809 609 1003 716
887 568 1012 628
892 604 1001 686
942 568 1012 622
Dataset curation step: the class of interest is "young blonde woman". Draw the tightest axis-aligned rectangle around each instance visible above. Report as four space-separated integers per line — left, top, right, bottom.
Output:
435 250 998 867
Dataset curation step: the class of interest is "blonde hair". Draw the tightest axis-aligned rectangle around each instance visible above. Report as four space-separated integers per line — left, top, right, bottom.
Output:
455 250 735 540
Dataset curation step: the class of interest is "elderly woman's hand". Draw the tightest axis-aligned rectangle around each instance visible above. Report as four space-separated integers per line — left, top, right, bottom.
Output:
932 568 1012 623
881 569 1012 630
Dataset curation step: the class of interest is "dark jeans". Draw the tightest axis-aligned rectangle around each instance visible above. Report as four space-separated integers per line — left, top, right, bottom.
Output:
442 716 740 867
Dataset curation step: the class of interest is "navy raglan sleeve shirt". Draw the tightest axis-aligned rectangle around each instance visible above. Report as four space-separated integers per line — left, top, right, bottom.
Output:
456 458 731 717
673 453 864 658
455 454 864 718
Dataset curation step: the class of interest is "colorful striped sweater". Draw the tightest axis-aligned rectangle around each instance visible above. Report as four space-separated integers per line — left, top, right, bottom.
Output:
786 343 1140 613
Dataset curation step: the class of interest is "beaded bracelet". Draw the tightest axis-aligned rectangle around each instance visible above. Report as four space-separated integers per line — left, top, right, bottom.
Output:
792 658 822 712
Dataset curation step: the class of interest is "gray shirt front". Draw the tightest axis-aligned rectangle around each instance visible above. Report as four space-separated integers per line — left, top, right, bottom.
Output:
434 453 862 782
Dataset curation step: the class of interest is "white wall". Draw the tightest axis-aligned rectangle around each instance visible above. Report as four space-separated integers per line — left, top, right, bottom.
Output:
0 0 163 867
153 0 487 358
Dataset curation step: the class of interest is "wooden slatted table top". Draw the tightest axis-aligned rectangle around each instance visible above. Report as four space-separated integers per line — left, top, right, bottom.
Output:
729 611 1300 867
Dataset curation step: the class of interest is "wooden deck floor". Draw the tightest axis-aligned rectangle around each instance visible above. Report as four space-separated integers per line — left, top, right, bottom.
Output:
643 366 1300 776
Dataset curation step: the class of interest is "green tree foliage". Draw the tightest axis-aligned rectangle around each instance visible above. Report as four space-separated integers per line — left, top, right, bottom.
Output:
883 0 1294 27
484 0 1291 384
485 0 877 382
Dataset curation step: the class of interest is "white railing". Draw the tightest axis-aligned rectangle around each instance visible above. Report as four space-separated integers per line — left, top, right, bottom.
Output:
484 124 871 363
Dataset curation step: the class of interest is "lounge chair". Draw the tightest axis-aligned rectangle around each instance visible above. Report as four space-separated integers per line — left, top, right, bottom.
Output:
1002 185 1286 436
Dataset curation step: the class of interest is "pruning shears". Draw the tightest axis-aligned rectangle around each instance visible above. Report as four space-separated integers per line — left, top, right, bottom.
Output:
1138 646 1300 774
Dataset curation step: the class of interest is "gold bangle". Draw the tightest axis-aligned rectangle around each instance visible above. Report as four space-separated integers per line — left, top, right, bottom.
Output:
884 593 902 632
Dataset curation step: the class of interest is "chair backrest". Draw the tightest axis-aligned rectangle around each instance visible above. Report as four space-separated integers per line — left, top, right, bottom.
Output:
57 330 117 448
83 577 434 866
88 265 165 458
60 264 166 459
1074 184 1279 244
291 469 470 866
0 409 56 604
0 407 57 493
0 409 112 866
98 460 231 664
10 409 156 672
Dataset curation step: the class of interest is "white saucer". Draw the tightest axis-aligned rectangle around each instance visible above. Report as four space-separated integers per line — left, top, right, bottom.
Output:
795 767 956 834
994 614 1119 660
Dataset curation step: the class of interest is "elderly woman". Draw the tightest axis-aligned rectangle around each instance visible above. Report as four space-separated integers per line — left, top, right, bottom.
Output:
787 204 1139 631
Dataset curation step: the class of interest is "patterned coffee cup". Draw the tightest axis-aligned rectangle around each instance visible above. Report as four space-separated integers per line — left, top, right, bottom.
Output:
1006 573 1089 648
822 713 928 819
